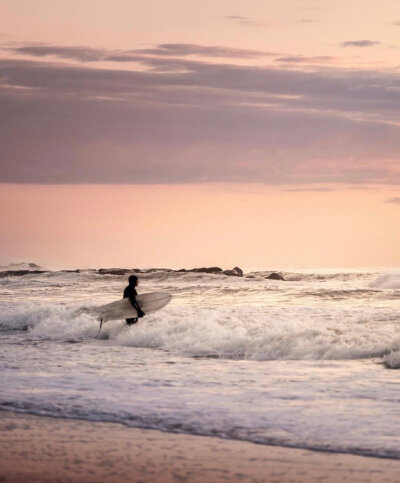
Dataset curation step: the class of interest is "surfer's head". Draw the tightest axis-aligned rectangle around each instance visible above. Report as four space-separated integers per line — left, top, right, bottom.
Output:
128 275 138 286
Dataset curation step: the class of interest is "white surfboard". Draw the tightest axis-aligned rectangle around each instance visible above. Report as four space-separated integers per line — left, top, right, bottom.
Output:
95 292 172 323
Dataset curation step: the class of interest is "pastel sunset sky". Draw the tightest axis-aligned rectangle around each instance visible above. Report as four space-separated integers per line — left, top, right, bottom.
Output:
1 0 399 269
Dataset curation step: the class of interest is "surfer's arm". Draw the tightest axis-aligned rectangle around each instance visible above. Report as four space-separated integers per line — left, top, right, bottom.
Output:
125 288 145 317
130 297 145 317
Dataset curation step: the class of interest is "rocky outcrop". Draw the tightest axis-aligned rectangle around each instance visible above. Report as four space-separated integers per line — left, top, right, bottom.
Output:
96 266 244 277
135 268 173 273
177 266 243 277
98 268 175 275
0 265 246 278
266 272 285 281
177 267 223 274
223 267 244 277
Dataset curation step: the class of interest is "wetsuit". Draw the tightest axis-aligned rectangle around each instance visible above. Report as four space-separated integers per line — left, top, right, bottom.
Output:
123 285 145 325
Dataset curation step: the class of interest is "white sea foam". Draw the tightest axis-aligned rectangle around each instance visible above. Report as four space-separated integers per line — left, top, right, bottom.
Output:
2 302 399 361
106 305 400 360
0 303 95 338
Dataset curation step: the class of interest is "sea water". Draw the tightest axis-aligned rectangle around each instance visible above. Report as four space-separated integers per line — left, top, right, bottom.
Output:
1 268 400 457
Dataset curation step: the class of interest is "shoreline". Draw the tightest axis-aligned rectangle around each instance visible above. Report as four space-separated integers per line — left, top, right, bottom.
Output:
2 407 399 462
2 411 400 482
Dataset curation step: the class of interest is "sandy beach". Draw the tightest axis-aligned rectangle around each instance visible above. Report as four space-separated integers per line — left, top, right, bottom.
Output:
1 411 400 483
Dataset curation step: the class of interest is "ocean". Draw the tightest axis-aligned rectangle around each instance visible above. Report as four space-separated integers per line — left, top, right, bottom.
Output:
1 267 400 458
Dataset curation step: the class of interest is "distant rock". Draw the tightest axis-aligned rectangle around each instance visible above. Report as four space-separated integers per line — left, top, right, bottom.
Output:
95 266 245 277
97 268 175 275
223 267 244 277
177 267 223 274
176 266 244 277
177 266 243 276
140 268 174 273
266 272 285 281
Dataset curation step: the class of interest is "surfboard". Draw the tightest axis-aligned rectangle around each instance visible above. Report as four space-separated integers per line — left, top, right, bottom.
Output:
95 292 172 323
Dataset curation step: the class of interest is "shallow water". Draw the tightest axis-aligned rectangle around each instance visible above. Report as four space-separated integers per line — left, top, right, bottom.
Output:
1 268 400 457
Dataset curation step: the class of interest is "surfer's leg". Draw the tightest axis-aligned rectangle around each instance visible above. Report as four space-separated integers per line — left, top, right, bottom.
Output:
126 318 138 325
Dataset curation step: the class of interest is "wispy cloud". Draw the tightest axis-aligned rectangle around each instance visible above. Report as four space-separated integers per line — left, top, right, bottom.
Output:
223 15 266 27
134 43 275 58
283 187 335 192
7 43 276 61
275 55 337 64
7 44 107 61
347 186 374 190
340 40 380 48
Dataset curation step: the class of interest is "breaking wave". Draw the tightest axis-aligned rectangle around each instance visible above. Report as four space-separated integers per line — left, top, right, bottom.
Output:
2 302 400 362
0 303 95 337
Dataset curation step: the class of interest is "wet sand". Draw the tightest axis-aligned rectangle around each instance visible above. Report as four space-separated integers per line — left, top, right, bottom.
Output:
1 411 400 482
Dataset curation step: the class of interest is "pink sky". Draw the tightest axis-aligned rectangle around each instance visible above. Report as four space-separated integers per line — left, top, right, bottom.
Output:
0 1 399 268
1 184 399 270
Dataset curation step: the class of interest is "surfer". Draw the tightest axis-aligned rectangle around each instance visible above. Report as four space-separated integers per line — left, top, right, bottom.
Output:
123 275 145 325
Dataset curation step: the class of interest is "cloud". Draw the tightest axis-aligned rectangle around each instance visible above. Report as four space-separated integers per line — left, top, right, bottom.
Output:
298 19 317 23
347 186 374 190
392 21 400 26
386 197 400 204
7 43 275 61
7 44 106 61
283 187 336 192
1 48 400 185
340 40 381 48
275 56 337 63
223 15 266 27
134 43 275 58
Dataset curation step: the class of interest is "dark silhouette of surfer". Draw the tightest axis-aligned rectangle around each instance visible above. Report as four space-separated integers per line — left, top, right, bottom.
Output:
123 275 145 325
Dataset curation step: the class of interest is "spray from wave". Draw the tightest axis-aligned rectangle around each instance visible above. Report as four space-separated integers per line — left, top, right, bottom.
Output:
369 272 400 290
